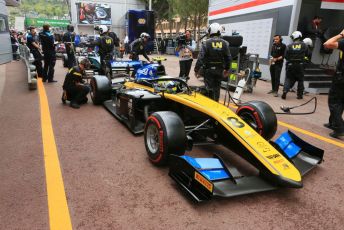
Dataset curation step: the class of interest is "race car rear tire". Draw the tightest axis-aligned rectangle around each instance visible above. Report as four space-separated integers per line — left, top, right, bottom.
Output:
144 111 186 166
90 75 112 105
236 101 277 140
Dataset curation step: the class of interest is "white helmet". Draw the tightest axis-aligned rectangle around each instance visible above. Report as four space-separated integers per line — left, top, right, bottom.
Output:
140 32 150 39
290 31 302 41
303 38 313 47
98 25 108 34
208 23 223 36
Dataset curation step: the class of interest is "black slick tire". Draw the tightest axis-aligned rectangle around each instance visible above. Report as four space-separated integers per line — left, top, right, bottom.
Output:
90 75 112 105
236 101 277 140
144 111 186 166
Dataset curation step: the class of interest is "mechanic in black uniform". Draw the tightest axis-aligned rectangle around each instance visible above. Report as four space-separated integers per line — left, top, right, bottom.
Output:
281 31 309 100
26 26 43 78
323 29 344 138
93 25 114 75
62 58 91 109
268 35 286 97
39 24 57 82
194 23 231 102
63 24 76 69
108 29 120 59
129 32 151 62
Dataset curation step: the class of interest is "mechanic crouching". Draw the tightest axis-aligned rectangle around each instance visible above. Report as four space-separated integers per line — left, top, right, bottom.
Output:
194 23 231 102
62 59 91 109
281 31 309 100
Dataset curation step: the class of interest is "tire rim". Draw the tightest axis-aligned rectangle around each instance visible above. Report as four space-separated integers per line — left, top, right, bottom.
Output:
146 124 160 155
239 111 258 130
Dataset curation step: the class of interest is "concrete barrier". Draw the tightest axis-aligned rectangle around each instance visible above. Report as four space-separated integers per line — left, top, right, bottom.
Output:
19 45 37 90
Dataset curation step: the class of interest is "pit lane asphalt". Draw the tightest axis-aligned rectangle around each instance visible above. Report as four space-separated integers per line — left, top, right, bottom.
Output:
0 55 343 230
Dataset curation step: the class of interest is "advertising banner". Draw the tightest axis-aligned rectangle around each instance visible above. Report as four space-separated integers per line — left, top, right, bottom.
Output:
25 18 70 28
209 0 295 20
77 3 111 25
321 0 344 10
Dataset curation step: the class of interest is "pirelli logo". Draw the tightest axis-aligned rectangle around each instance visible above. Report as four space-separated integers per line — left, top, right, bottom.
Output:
194 172 213 192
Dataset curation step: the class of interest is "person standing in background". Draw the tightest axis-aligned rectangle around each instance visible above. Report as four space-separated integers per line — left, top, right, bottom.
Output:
39 24 57 82
268 35 286 97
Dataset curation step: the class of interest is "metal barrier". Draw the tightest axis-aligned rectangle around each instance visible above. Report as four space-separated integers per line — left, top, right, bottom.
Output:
19 45 37 90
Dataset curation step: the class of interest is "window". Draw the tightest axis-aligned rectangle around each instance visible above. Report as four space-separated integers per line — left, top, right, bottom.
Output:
0 14 9 33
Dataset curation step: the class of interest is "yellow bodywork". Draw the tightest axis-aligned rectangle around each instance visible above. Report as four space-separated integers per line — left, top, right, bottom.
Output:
124 81 302 183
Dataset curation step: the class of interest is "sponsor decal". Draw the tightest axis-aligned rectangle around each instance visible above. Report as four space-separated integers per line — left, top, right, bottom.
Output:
257 141 271 152
138 18 146 24
266 153 280 159
194 172 213 192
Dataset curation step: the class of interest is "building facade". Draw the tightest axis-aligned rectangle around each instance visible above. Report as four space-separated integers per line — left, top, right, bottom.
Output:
0 0 20 64
69 0 145 39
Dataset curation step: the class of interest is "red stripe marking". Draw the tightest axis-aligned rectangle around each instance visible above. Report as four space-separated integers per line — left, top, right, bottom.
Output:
322 0 344 3
209 0 280 16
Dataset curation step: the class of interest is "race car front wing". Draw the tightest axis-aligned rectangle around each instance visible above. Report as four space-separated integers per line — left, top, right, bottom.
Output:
168 131 324 202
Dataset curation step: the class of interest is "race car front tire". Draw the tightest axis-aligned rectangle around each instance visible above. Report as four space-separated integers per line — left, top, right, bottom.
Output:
90 75 112 105
144 111 186 166
236 101 277 140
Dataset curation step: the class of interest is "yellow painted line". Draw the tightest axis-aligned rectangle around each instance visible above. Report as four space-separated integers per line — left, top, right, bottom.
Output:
219 100 344 148
37 79 72 230
278 121 344 148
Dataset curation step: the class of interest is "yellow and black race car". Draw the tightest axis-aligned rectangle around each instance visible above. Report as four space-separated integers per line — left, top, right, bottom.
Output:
90 75 324 202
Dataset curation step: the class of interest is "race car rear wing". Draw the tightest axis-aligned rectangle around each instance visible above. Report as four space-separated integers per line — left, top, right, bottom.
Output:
168 131 324 202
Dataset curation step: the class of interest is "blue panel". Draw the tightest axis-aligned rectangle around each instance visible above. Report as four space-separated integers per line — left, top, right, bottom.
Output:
181 156 201 169
200 169 231 181
193 158 224 169
284 142 301 159
275 132 301 159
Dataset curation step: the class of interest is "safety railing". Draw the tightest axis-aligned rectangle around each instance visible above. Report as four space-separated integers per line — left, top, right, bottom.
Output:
19 44 37 90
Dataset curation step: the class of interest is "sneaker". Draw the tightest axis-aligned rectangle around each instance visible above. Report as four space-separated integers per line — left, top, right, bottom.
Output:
70 102 80 109
297 95 303 99
267 90 274 94
329 131 344 138
281 92 287 100
273 92 279 97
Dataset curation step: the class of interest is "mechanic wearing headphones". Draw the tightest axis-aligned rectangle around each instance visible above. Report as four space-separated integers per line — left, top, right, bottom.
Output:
62 58 91 109
93 25 114 75
129 32 151 62
194 23 231 102
39 24 57 82
281 31 309 100
26 26 43 79
268 35 286 97
63 24 76 69
323 28 344 138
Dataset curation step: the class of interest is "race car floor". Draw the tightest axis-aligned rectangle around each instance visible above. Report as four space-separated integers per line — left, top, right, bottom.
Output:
0 55 343 230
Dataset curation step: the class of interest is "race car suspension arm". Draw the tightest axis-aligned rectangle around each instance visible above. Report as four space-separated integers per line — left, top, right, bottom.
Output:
186 119 211 135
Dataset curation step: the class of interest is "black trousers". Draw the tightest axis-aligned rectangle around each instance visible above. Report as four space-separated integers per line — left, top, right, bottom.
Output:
179 59 193 79
66 85 90 104
100 54 113 76
327 75 344 133
66 52 76 69
283 63 304 96
31 49 43 78
204 69 223 101
269 64 282 92
43 52 56 82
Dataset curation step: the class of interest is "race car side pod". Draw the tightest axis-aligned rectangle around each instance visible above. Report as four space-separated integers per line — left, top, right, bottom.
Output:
168 130 324 202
